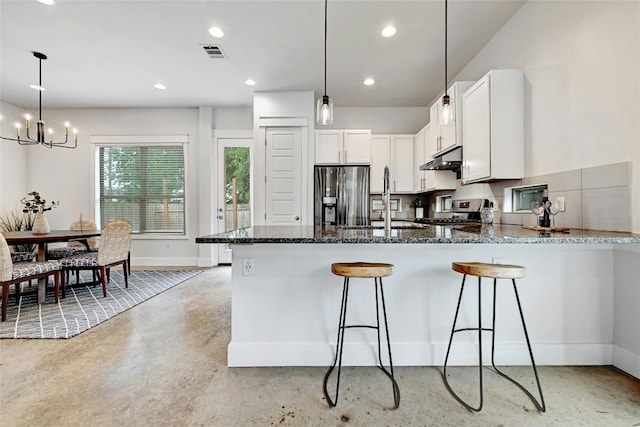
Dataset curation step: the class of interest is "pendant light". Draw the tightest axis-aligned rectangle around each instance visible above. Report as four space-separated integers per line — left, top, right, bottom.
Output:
316 0 334 125
440 0 451 126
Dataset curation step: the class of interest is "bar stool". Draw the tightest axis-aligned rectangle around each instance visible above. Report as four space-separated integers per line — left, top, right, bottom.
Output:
443 261 545 412
323 262 400 409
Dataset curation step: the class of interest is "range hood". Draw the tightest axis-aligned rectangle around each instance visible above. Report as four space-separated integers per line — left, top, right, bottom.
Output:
420 147 462 171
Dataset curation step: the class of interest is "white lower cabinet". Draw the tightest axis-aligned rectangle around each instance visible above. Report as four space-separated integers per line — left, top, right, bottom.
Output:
462 70 524 183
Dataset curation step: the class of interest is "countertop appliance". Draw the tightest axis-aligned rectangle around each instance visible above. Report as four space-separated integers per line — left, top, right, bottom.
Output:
414 198 488 225
314 166 370 226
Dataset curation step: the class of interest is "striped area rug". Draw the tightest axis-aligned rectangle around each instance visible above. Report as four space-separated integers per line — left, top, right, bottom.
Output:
0 269 202 339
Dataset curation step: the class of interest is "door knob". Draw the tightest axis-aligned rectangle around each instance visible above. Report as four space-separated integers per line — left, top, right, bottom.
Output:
217 215 223 220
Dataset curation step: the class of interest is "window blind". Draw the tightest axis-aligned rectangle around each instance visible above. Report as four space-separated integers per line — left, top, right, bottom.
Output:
97 145 185 234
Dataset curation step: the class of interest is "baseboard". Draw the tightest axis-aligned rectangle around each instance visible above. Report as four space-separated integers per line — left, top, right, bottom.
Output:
227 341 614 367
132 256 199 267
612 345 640 379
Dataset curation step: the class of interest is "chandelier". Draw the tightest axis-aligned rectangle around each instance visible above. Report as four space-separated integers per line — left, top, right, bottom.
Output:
0 51 78 148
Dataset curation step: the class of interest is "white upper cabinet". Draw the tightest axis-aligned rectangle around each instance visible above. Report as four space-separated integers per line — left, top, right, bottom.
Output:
462 70 524 184
413 125 426 192
370 135 391 193
391 135 414 193
370 134 414 193
314 129 371 164
414 123 457 193
429 81 475 158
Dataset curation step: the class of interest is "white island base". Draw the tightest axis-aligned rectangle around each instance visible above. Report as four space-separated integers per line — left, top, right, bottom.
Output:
227 243 638 377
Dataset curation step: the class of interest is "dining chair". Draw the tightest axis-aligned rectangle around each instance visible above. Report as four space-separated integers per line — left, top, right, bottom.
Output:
1 233 62 322
46 219 99 260
60 219 132 298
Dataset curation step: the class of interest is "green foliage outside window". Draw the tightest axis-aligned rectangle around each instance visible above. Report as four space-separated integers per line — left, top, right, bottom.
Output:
225 147 250 204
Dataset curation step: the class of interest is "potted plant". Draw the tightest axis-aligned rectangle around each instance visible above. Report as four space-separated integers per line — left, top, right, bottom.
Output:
411 197 426 219
21 191 59 234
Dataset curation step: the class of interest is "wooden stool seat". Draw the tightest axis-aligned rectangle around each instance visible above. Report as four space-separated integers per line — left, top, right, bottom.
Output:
452 261 525 280
331 262 394 278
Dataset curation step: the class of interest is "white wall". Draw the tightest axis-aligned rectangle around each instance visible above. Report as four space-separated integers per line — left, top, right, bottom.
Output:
253 91 315 225
326 107 428 134
452 0 640 232
19 107 202 266
212 107 253 130
0 101 29 217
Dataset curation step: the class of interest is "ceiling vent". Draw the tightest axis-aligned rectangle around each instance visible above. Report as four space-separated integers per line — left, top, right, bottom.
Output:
202 44 226 59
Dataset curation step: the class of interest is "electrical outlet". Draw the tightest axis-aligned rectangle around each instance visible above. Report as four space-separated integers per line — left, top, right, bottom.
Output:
242 258 255 276
556 197 566 212
165 240 172 248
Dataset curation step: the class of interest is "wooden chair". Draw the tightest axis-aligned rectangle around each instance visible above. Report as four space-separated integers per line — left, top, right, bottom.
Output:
1 232 61 322
60 219 131 298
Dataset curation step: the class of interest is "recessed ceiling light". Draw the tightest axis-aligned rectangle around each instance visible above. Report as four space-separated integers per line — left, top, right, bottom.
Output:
38 0 55 5
208 26 224 38
153 83 167 90
381 26 396 38
363 78 375 86
244 79 256 86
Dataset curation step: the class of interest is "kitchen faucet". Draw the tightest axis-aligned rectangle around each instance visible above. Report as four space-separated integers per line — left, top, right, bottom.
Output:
383 166 391 233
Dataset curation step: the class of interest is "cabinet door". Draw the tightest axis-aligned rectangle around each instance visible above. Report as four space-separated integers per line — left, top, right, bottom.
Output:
424 170 457 191
391 135 414 192
463 76 491 182
343 130 371 164
413 128 425 191
370 135 391 193
428 103 441 157
314 130 342 164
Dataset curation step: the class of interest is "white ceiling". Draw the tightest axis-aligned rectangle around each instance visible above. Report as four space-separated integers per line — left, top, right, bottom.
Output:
0 0 526 110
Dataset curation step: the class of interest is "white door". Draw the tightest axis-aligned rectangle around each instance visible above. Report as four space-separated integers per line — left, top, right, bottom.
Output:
217 138 252 263
265 128 302 225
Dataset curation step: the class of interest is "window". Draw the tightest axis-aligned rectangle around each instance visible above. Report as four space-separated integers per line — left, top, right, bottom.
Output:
96 144 186 234
503 184 547 213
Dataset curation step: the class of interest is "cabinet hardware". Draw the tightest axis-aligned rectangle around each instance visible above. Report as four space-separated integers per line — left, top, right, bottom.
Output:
295 216 300 221
217 215 223 220
338 151 341 163
345 151 347 163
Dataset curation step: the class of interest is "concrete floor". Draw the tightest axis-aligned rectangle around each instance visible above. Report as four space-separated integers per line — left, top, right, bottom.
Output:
1 266 639 427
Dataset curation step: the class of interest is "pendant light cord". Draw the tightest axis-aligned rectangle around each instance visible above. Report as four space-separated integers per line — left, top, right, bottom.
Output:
444 0 448 97
38 56 43 120
324 0 328 96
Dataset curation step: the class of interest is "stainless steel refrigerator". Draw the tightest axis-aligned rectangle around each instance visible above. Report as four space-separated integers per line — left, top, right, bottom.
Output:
314 166 370 226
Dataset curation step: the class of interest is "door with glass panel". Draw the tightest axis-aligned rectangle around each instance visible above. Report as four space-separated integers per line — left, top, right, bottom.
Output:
217 139 252 264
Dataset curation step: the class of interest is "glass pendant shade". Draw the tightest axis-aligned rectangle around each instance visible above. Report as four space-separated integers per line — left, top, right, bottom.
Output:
317 95 334 125
440 94 451 125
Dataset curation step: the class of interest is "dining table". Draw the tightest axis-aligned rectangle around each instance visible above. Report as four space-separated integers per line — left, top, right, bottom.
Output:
4 229 102 303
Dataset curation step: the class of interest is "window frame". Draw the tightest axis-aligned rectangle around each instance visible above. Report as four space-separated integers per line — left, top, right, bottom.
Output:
91 135 189 238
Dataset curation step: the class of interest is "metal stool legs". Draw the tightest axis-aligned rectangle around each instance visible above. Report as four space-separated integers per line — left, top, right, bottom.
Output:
323 276 400 408
443 274 546 412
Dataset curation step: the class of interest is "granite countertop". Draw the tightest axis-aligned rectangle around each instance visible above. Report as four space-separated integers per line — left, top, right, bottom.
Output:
196 224 640 244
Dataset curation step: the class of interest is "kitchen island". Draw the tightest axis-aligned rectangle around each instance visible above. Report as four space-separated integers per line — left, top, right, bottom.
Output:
196 225 640 378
